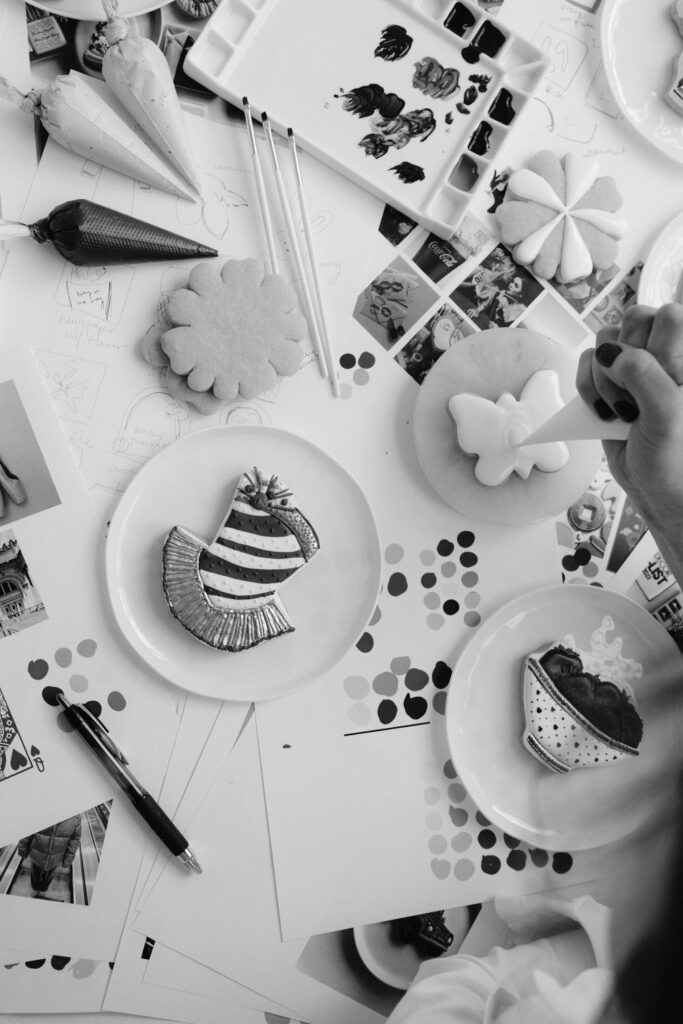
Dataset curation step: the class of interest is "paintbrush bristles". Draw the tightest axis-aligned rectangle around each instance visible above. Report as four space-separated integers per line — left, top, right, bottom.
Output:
242 96 278 274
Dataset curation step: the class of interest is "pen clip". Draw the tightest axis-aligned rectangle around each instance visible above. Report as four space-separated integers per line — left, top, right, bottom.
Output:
74 703 129 765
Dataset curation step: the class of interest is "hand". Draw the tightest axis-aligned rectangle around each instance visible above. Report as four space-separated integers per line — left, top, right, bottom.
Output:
576 303 683 581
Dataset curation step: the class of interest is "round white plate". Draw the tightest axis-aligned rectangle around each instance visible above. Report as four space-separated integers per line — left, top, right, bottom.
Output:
105 426 382 701
445 585 683 851
637 209 683 306
29 1 171 19
601 0 683 164
354 908 472 990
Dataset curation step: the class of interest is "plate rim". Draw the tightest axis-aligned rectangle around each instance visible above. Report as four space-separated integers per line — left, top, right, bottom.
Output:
444 582 678 850
105 423 383 701
28 0 171 18
637 208 683 304
600 0 683 165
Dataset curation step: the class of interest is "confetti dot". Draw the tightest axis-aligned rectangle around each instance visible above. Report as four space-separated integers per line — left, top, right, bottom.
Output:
353 368 370 385
427 613 445 630
390 656 411 674
340 352 356 369
369 605 382 626
441 561 457 578
432 662 452 689
424 592 441 609
462 571 479 588
475 811 490 826
443 599 460 616
437 539 455 556
460 551 478 567
552 852 573 874
443 759 457 779
77 639 97 658
385 543 404 564
530 849 549 867
426 811 443 830
373 671 399 696
420 549 436 566
562 555 577 572
429 834 448 855
84 699 102 718
481 855 501 874
575 547 591 566
28 660 49 680
41 686 63 707
507 849 527 871
457 531 475 548
451 831 473 852
432 691 447 714
431 858 451 880
405 668 429 691
55 648 72 668
449 806 469 826
340 382 353 399
583 561 599 578
465 592 481 609
70 674 88 693
348 702 372 726
464 611 481 627
50 956 70 971
358 351 376 369
378 699 398 724
404 693 428 719
454 858 475 880
421 572 437 588
503 833 520 848
356 632 374 653
424 786 441 806
344 675 370 699
448 782 467 803
478 829 497 849
387 572 408 596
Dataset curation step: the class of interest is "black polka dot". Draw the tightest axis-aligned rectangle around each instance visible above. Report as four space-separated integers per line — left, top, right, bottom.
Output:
478 829 496 849
437 539 455 556
460 551 478 567
530 848 549 867
503 833 520 849
562 555 578 571
575 547 591 566
457 531 475 548
552 852 573 874
377 699 397 724
506 849 527 871
356 632 374 653
404 693 428 719
339 352 356 369
475 811 491 827
443 599 460 615
84 700 102 718
432 661 452 689
358 351 375 368
421 572 437 588
481 855 501 875
388 572 408 596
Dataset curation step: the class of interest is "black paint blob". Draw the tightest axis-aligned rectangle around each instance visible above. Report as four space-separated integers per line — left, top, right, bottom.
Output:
507 849 527 871
468 120 493 156
450 154 479 192
477 828 497 849
374 24 413 62
339 352 356 369
390 161 426 184
443 2 476 37
489 88 516 125
552 852 573 874
358 351 376 369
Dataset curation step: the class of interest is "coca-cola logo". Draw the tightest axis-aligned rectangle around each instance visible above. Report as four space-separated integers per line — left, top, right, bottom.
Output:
428 240 458 267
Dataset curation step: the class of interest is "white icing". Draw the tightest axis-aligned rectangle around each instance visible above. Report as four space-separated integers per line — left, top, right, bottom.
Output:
449 370 569 486
507 153 628 281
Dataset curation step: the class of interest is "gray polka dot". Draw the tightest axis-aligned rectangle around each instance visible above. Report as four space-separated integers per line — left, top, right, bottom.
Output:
427 613 445 630
462 571 479 588
385 543 404 565
424 592 441 610
432 691 447 715
451 832 473 853
429 834 448 855
454 858 475 880
107 691 126 711
448 783 467 803
369 606 382 626
441 561 456 578
420 550 436 566
344 675 370 699
373 671 398 696
55 648 72 668
431 858 451 880
353 368 370 385
583 561 599 578
340 382 353 399
70 674 88 693
465 592 481 608
424 786 440 806
426 812 443 831
390 656 411 674
449 807 469 826
347 703 372 726
464 611 481 627
76 639 97 658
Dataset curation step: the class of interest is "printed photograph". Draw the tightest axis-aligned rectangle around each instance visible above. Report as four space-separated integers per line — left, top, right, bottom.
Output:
377 204 419 247
0 530 48 639
584 262 643 334
0 800 113 905
395 304 474 384
449 245 543 329
353 257 438 349
296 905 481 1018
550 263 620 315
0 379 60 527
0 687 34 783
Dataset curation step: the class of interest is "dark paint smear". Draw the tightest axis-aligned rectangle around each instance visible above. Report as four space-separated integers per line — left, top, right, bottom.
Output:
450 154 479 192
374 24 413 62
443 2 476 37
390 162 426 184
468 120 492 155
489 88 515 124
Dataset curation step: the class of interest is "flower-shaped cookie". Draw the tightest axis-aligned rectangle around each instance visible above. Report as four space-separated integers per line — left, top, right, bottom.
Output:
153 258 306 404
495 151 627 283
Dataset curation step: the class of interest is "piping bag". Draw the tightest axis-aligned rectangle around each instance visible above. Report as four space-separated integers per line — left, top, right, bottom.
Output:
101 0 201 192
0 199 217 266
520 392 630 445
0 72 195 200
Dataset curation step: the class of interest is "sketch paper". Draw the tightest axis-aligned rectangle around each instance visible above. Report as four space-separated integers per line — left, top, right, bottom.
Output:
0 1 38 223
0 346 182 963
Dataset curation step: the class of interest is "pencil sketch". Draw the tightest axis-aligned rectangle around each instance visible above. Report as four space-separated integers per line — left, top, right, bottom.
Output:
54 264 135 326
35 351 107 425
111 388 191 464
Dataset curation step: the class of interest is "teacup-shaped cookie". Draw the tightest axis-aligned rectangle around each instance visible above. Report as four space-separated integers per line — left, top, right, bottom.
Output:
522 643 642 774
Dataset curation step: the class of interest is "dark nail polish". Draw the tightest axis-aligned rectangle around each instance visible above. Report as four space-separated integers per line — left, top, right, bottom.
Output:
614 399 639 422
593 398 616 421
595 342 621 367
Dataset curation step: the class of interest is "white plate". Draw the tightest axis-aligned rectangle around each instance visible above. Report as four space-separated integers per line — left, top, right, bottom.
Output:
445 585 683 850
601 0 683 164
105 426 382 701
637 209 683 306
29 1 171 19
354 908 472 991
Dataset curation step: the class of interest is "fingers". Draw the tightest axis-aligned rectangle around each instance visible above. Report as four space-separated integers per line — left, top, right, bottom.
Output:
597 344 682 441
645 303 683 384
576 346 616 422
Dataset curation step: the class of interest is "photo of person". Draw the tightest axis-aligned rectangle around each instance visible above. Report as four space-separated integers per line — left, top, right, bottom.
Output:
0 379 60 527
0 801 112 905
550 263 620 314
450 245 543 329
395 304 473 383
353 257 438 349
0 529 47 639
378 204 419 247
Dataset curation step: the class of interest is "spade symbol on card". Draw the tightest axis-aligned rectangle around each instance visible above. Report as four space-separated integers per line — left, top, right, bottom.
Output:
10 748 28 771
31 745 45 772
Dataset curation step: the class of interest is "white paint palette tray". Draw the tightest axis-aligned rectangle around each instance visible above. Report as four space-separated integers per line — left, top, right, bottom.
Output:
184 0 550 237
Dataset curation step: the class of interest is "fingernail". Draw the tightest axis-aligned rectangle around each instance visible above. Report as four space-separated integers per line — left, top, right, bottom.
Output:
614 399 639 422
595 342 621 367
593 398 616 421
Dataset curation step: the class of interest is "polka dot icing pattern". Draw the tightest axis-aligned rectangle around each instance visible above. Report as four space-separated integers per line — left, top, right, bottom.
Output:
449 370 569 485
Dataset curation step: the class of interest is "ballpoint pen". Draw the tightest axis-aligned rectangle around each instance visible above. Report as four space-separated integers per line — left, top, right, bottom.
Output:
53 690 202 874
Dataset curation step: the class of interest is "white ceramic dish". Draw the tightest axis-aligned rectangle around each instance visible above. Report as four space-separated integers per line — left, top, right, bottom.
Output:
445 584 683 850
29 1 171 18
637 209 683 306
354 907 472 990
105 425 382 701
601 0 683 164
